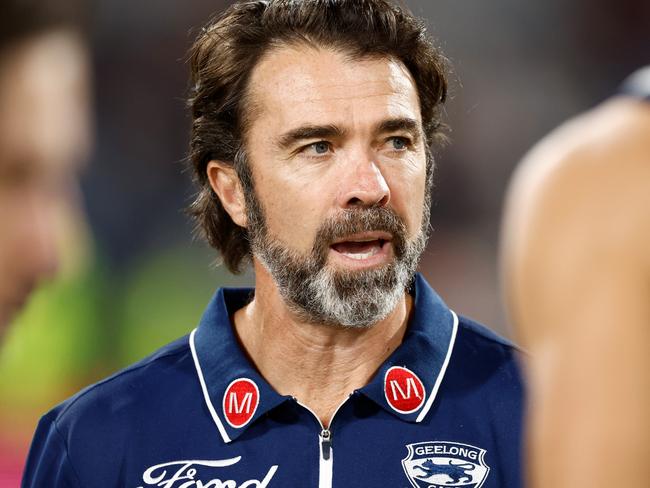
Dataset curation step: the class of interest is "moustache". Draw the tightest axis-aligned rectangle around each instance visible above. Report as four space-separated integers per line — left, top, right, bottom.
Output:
310 207 408 264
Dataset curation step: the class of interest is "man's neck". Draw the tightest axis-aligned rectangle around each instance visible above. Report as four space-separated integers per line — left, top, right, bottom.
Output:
232 263 413 427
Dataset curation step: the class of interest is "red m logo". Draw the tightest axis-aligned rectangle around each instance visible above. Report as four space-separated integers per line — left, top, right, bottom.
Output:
384 366 426 414
222 378 259 428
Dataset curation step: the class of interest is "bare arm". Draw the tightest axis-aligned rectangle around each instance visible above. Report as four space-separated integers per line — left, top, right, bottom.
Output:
501 98 650 488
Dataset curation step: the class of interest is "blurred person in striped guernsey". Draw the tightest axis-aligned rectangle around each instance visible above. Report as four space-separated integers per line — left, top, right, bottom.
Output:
0 0 91 334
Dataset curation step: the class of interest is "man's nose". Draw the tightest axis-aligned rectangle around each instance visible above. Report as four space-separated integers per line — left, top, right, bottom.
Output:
337 154 390 209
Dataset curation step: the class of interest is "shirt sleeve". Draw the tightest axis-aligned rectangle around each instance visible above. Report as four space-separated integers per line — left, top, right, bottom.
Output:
21 414 81 488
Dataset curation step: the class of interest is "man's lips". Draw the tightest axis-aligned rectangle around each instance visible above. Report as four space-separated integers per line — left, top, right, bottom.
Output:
329 232 393 262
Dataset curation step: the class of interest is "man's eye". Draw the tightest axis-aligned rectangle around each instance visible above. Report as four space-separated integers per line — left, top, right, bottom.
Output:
389 137 409 150
308 141 331 154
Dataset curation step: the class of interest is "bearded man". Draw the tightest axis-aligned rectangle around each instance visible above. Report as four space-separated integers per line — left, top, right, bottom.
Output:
23 1 524 487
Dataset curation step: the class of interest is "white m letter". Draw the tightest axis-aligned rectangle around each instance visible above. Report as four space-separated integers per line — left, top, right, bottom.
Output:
390 378 421 400
228 391 253 414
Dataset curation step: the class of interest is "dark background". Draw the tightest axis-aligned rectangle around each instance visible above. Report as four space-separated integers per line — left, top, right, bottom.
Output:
85 0 650 330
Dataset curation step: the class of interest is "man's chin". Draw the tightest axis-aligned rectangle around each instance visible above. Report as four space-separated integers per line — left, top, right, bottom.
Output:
0 306 15 334
300 270 407 329
0 289 33 330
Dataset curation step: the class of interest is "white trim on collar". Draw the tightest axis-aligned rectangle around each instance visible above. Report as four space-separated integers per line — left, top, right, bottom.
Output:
190 328 232 443
415 309 459 423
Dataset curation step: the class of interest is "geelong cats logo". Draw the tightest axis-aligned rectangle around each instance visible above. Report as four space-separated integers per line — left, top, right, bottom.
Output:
402 441 490 488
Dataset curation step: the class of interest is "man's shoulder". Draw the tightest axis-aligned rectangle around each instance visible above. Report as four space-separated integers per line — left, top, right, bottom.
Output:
444 314 524 396
455 314 518 351
44 334 195 428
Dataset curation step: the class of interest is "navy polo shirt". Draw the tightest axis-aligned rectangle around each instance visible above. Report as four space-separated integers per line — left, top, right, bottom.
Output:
22 274 524 488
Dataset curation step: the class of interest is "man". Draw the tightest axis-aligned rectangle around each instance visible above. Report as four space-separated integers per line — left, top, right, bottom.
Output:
0 0 91 482
24 1 524 486
501 66 650 488
0 0 91 333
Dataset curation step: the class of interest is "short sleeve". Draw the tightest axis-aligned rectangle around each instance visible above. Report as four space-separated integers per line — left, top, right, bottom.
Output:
21 414 81 488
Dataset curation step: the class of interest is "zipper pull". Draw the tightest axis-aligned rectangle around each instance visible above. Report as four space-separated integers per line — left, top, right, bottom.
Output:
320 429 332 461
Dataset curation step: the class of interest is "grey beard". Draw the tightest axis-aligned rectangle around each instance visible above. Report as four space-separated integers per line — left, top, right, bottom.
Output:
249 204 429 328
235 144 433 328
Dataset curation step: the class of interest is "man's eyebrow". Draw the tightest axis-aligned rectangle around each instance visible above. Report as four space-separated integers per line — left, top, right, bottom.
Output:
276 124 346 150
375 117 422 141
275 118 422 150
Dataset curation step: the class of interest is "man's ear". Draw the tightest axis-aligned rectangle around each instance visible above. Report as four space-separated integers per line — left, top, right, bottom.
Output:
206 161 247 227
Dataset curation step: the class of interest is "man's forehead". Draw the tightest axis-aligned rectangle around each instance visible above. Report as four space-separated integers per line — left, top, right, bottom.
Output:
245 44 422 130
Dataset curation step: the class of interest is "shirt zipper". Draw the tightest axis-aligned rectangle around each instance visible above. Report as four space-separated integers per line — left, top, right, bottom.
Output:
318 428 333 488
295 396 351 488
320 429 332 461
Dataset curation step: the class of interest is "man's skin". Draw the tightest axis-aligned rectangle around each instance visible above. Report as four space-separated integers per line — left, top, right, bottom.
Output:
0 30 91 332
207 45 427 425
501 96 650 487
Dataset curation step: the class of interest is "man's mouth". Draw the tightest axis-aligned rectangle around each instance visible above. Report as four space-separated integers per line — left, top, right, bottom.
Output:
329 232 392 263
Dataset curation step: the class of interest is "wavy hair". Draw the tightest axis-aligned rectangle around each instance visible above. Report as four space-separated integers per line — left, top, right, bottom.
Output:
187 0 449 273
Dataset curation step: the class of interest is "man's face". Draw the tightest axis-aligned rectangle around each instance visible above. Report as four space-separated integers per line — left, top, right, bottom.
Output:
0 31 91 329
242 44 430 327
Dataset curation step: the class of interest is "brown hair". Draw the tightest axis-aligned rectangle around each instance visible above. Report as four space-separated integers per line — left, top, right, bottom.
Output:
187 0 449 273
0 0 87 56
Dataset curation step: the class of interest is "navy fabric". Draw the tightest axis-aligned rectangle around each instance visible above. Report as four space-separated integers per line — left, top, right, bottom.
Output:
22 274 525 488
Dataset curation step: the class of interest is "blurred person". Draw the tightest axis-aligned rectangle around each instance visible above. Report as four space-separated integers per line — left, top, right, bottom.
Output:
0 1 91 483
0 0 91 334
501 66 650 488
23 1 524 487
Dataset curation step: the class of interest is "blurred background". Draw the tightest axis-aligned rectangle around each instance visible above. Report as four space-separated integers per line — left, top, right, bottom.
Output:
1 0 648 482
